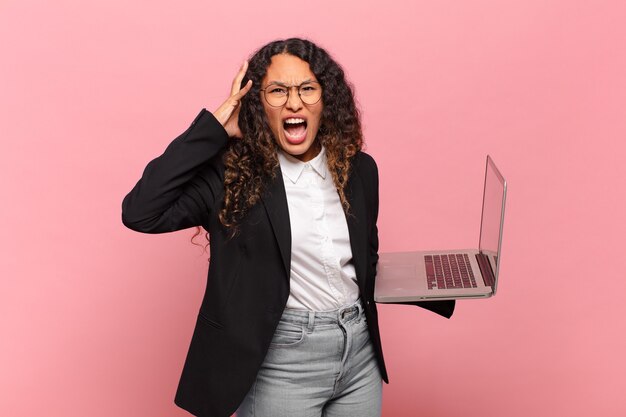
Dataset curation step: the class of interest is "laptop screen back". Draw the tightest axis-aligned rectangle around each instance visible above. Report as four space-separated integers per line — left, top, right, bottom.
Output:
478 156 507 290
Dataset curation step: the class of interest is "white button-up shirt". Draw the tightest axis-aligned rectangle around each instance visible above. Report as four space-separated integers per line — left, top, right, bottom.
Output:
278 146 360 311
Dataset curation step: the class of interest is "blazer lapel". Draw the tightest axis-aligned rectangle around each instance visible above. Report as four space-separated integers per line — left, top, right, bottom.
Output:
260 168 292 279
345 168 368 291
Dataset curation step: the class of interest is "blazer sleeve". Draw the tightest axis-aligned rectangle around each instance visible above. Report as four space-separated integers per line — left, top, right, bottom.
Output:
121 108 229 234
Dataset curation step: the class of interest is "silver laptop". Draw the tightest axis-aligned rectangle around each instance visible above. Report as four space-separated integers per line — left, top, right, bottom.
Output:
374 155 507 302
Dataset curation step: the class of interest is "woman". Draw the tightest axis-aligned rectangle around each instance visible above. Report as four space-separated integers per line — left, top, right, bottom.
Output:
122 37 454 417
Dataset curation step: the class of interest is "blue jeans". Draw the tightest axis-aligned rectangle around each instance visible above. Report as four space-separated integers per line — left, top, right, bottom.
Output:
236 299 383 417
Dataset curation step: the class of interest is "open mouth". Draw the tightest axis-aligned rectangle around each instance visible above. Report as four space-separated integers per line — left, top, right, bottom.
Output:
283 119 308 144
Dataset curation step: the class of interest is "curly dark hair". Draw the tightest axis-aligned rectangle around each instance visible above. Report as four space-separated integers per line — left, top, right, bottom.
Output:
192 37 363 250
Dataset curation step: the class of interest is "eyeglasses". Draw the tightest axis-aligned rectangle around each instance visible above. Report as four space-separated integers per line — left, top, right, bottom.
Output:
260 81 322 107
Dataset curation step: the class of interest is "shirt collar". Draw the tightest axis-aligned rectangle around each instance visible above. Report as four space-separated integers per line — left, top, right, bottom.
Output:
277 145 328 184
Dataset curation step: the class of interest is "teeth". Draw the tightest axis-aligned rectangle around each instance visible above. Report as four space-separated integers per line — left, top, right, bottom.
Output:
284 118 305 124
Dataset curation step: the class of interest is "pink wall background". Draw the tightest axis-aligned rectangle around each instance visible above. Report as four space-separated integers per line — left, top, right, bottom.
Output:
2 0 625 416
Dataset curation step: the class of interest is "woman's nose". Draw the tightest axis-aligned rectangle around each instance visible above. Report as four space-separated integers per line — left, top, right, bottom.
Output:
285 87 303 111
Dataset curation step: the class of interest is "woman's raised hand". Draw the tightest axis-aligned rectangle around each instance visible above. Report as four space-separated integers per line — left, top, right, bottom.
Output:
212 60 253 138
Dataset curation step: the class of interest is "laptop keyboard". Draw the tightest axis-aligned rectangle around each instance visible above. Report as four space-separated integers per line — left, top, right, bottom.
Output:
425 254 477 289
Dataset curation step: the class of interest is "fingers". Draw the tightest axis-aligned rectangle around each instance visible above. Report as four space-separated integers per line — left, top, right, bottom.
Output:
214 60 252 130
230 60 249 96
233 79 252 100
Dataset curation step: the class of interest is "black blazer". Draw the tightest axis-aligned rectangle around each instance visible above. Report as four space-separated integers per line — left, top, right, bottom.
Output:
121 109 455 417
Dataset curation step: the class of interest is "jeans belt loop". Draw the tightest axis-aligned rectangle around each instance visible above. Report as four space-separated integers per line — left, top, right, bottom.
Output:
307 311 315 332
341 305 356 321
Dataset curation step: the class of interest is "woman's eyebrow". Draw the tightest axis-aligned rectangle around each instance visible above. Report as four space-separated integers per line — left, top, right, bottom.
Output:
267 78 315 86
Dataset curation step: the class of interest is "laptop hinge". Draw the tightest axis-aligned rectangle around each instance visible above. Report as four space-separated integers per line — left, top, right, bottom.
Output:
475 253 495 288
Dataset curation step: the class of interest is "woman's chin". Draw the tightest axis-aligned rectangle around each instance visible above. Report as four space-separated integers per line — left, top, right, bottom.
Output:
279 139 321 162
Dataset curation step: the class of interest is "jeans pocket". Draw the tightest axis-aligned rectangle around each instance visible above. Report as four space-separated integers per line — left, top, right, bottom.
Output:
269 321 305 348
